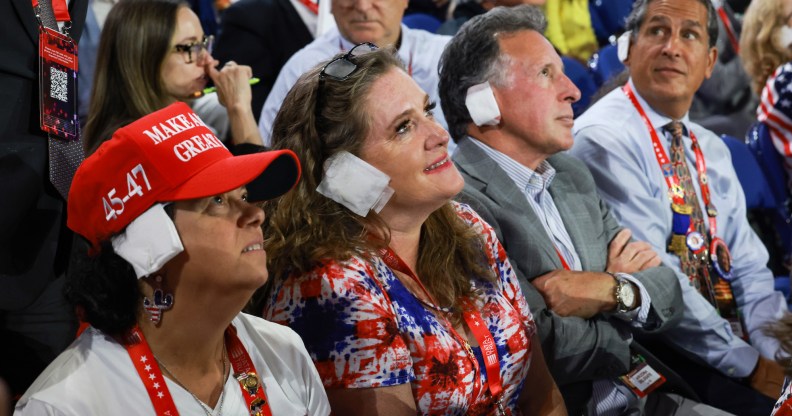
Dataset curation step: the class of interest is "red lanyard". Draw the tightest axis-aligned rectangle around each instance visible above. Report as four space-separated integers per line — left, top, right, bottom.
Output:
125 325 272 416
125 326 178 416
553 247 571 271
716 6 740 55
379 247 504 404
298 0 318 15
31 0 70 24
339 40 413 77
622 83 719 237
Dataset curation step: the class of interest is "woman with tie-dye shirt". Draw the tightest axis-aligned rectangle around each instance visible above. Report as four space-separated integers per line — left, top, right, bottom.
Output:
260 47 565 415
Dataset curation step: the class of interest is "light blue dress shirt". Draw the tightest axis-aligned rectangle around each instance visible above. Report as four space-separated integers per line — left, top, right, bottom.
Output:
257 25 451 147
469 137 652 415
571 79 787 378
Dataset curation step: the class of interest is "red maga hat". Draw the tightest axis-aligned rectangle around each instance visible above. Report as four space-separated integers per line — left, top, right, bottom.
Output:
68 102 300 248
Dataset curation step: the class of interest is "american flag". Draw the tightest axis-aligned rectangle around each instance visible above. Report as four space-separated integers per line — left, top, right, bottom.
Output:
757 62 792 185
758 63 792 156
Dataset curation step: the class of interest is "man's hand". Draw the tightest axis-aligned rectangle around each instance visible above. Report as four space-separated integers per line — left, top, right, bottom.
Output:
749 356 786 398
532 270 617 319
606 229 661 274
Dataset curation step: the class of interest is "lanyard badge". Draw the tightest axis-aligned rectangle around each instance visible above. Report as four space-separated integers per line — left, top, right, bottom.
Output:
618 353 666 398
38 25 79 140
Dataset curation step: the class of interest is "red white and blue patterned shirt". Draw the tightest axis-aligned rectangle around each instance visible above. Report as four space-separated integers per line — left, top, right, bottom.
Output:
264 202 536 415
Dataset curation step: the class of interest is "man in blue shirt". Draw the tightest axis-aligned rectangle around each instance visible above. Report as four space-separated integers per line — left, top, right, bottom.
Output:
572 0 786 414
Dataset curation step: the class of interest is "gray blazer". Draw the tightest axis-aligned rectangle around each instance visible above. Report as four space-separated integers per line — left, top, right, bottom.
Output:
453 137 683 387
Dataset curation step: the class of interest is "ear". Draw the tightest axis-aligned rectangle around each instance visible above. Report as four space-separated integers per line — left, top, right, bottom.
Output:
703 46 718 79
465 81 502 127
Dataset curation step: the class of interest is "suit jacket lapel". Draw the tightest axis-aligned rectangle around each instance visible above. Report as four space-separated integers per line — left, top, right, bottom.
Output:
549 161 593 271
12 0 38 45
454 138 563 269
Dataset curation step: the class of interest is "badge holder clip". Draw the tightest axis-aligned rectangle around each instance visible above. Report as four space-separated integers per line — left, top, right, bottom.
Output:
38 23 79 141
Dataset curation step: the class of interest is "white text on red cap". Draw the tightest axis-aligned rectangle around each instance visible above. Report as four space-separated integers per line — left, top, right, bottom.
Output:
174 133 224 162
142 112 207 144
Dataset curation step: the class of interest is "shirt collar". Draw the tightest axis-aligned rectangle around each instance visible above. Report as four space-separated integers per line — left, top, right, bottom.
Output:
467 136 556 193
627 78 691 135
338 24 409 60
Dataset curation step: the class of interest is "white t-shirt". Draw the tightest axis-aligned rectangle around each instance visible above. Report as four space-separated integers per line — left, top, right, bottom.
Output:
14 313 330 416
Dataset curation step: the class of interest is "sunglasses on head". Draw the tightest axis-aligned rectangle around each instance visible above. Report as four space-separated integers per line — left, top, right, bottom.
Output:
319 42 379 82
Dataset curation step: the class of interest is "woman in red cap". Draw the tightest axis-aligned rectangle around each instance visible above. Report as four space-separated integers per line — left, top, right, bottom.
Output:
15 103 330 416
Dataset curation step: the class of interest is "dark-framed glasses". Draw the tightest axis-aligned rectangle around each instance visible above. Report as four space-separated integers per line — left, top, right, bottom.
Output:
319 42 378 81
174 35 214 64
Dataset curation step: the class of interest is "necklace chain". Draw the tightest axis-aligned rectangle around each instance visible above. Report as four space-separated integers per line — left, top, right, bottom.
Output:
154 343 228 416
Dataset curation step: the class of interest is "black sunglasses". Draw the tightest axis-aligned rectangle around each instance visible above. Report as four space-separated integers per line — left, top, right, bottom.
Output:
319 42 379 82
315 42 379 124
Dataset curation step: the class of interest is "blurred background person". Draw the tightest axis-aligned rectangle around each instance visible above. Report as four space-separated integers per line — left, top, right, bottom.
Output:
256 0 451 147
214 0 316 124
82 0 260 154
741 0 792 97
742 0 792 198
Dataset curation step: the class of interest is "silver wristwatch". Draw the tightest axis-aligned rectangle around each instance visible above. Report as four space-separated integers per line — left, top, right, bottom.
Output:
612 273 638 313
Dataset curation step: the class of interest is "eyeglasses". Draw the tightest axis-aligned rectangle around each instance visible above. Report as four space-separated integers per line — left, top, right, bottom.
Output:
173 35 214 64
319 42 379 82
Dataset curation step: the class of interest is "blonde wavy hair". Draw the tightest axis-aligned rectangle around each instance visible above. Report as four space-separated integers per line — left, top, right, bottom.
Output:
260 48 494 313
741 0 792 94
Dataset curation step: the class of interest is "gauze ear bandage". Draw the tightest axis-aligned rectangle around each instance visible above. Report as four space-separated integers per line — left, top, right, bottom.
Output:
779 25 792 50
465 82 501 126
317 151 394 217
617 31 631 62
111 203 184 279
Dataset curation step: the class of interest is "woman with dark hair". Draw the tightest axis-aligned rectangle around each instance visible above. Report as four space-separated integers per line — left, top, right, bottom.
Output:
262 46 565 415
82 0 260 154
14 103 330 415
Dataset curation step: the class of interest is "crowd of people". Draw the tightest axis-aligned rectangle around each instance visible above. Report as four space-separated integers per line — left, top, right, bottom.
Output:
3 0 792 414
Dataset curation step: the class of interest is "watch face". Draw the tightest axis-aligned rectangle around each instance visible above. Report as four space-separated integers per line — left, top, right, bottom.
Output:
619 282 636 309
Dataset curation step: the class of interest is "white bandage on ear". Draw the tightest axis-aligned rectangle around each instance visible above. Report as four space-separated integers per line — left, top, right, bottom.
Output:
111 203 184 279
779 26 792 50
617 31 631 63
465 82 501 126
316 151 394 217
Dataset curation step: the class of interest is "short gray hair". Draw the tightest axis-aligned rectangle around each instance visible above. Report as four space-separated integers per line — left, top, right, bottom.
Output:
438 5 547 141
625 0 718 49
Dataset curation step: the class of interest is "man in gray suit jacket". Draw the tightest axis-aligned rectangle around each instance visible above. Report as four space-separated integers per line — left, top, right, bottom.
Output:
438 6 728 416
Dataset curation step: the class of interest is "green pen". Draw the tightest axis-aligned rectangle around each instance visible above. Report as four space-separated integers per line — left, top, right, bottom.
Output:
193 77 260 97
